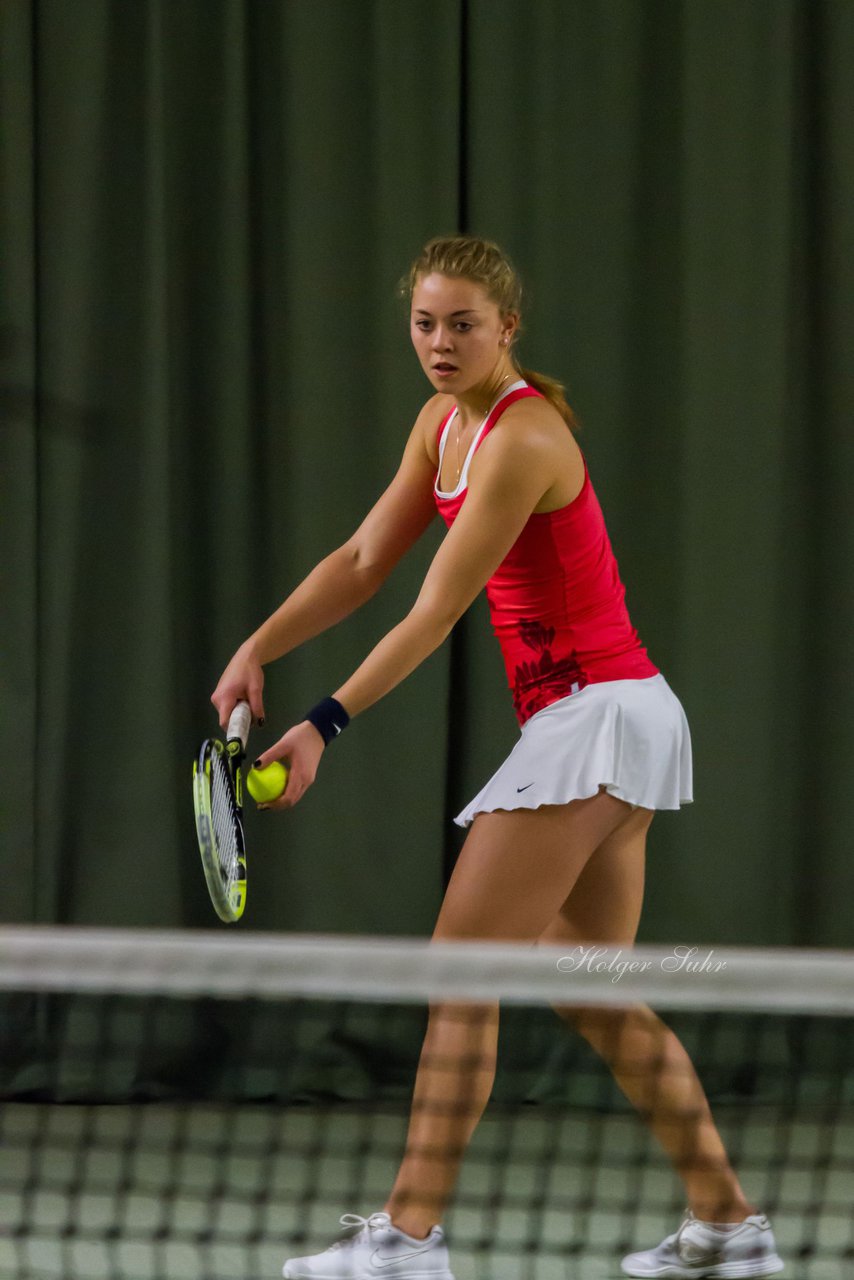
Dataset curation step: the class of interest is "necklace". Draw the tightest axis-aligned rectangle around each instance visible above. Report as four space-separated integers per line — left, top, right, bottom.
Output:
453 373 514 480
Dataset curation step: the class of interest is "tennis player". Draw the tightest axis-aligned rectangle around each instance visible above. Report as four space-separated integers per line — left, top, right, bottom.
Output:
212 236 783 1280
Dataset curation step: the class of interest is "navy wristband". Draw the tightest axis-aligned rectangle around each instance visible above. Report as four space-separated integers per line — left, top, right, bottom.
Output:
304 696 350 746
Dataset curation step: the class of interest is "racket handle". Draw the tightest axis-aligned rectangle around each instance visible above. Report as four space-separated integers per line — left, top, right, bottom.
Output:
227 700 252 750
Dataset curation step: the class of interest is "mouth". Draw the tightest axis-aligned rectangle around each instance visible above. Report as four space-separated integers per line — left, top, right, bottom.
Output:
432 362 458 377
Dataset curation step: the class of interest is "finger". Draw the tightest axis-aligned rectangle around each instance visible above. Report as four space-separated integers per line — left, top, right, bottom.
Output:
257 792 295 812
259 773 304 811
252 750 282 772
281 770 311 808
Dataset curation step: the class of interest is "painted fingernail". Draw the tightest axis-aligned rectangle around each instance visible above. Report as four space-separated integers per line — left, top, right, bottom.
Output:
253 759 262 769
258 717 265 727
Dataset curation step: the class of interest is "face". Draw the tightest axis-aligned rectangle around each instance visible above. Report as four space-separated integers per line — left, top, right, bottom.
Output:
410 273 516 395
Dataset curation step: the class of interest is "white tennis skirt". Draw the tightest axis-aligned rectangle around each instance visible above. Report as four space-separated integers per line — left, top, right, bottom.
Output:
454 673 693 827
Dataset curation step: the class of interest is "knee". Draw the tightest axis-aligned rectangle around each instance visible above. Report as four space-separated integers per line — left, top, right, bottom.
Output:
426 999 499 1031
430 916 504 946
431 919 471 944
560 1001 665 1062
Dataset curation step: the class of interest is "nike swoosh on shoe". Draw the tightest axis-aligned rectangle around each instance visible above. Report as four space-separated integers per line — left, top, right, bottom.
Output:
370 1246 433 1269
677 1243 724 1268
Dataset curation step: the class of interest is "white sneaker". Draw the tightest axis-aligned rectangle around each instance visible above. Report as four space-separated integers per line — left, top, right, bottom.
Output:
282 1211 456 1279
621 1209 784 1277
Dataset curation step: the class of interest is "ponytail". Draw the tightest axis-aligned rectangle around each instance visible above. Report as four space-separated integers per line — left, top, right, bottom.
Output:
515 364 581 434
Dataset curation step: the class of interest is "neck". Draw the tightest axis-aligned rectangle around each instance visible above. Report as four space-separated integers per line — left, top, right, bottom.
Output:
455 363 520 429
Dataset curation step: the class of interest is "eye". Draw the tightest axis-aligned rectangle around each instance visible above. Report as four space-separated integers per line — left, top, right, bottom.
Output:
414 319 432 331
455 322 472 332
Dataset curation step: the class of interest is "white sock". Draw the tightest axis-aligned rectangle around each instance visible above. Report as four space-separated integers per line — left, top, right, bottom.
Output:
396 1227 433 1244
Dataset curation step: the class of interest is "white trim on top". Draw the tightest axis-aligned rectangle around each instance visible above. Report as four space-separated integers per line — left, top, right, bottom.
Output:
434 379 527 499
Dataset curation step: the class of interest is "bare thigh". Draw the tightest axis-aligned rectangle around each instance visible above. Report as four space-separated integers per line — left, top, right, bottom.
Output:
433 788 640 944
538 804 655 947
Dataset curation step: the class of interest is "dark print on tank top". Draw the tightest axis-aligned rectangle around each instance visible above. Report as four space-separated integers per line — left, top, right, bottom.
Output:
512 619 589 722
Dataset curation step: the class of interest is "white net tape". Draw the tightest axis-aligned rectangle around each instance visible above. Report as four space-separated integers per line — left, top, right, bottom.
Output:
1 927 853 1013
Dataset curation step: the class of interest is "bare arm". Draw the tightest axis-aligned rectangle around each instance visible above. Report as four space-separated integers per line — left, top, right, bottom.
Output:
211 399 441 729
253 401 561 809
247 544 390 667
332 405 556 716
248 405 440 664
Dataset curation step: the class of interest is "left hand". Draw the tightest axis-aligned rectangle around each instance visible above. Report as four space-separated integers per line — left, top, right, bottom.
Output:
252 721 325 811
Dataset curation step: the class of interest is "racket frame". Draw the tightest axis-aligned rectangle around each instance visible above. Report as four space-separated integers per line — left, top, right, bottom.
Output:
193 701 252 923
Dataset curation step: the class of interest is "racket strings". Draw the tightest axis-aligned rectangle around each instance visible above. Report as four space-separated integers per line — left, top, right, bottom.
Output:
209 752 242 889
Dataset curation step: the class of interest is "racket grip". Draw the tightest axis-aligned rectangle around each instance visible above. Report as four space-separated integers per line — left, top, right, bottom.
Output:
227 700 252 750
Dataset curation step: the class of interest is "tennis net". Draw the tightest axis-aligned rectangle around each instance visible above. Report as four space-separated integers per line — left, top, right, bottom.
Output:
0 927 852 1280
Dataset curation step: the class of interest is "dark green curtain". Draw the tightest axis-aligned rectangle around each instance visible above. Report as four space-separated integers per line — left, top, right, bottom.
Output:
2 0 852 946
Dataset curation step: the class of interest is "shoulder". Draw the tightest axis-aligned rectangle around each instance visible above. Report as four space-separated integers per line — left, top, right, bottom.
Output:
482 393 572 466
469 392 584 511
415 392 456 466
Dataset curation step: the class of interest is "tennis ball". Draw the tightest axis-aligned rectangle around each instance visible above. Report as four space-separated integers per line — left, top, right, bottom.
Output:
246 761 288 804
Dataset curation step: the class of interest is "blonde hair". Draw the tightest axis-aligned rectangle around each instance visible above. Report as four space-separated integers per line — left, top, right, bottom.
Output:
401 235 580 432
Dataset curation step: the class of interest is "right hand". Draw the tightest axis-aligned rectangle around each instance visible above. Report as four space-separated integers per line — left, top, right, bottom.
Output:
211 641 266 731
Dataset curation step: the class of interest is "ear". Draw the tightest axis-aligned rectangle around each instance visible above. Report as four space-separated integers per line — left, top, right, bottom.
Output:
500 311 520 345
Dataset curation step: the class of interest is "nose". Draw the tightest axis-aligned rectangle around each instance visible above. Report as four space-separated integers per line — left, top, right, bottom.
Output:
431 325 453 352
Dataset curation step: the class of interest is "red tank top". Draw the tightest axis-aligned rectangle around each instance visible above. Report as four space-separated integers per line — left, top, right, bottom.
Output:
433 382 659 726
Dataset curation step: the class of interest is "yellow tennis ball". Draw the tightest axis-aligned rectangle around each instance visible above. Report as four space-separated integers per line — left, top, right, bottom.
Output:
246 761 288 804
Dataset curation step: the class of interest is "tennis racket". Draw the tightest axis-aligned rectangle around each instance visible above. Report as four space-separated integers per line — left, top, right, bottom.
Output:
192 700 252 922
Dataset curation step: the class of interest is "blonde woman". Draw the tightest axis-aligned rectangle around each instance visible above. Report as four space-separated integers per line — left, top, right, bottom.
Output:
212 236 781 1280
